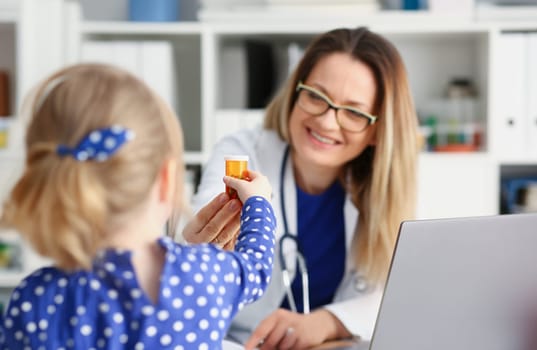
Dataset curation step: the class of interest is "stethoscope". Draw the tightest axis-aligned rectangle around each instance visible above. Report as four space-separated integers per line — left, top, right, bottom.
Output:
278 146 370 314
279 146 310 314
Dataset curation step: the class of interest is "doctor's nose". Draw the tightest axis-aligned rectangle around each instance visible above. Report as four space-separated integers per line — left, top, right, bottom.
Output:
315 108 342 130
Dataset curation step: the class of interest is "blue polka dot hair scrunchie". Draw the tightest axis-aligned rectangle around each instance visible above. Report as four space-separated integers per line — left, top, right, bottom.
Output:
56 125 135 162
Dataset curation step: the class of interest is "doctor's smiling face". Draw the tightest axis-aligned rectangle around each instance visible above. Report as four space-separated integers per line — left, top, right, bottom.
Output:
288 52 378 175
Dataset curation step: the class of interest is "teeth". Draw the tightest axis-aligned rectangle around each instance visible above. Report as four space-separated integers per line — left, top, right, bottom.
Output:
311 130 336 145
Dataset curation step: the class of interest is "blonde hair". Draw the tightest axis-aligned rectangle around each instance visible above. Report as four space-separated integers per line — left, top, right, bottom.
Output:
1 63 184 270
264 27 419 284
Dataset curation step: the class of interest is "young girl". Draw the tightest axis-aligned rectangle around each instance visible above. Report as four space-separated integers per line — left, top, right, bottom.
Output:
0 63 275 349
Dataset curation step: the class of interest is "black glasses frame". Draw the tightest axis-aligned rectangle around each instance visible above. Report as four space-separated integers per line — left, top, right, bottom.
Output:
295 81 377 133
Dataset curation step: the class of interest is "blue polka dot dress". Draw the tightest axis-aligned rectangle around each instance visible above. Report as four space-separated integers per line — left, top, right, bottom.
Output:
0 196 276 350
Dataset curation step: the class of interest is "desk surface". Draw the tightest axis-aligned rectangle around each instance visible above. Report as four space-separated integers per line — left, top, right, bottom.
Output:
223 339 368 350
310 339 368 350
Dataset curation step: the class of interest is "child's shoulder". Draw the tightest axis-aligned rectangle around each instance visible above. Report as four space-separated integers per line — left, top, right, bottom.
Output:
11 266 68 299
17 266 66 288
159 236 221 262
4 266 70 322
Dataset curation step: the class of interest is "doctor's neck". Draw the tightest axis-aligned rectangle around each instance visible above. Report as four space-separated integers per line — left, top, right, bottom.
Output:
291 152 341 195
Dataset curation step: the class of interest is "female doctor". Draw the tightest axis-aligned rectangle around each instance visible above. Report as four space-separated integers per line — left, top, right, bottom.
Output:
183 27 420 349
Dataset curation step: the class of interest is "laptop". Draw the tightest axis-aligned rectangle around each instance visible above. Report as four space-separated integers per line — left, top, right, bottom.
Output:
231 213 537 350
350 212 537 350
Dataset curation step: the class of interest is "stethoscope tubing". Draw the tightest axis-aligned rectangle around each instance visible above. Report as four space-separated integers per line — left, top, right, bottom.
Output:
279 146 310 314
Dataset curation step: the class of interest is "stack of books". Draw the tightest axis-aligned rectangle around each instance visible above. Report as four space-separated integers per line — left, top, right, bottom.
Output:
265 0 378 5
0 71 9 117
475 2 537 21
199 0 380 22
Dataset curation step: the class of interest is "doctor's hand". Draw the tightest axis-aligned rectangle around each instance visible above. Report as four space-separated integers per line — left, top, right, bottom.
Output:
182 192 241 250
244 309 353 350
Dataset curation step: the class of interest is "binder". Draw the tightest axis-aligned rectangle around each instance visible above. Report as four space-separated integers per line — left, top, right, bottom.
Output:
80 41 115 65
287 42 304 76
219 44 247 108
139 41 177 111
0 71 9 116
527 33 537 158
245 40 275 109
493 33 526 159
111 41 141 77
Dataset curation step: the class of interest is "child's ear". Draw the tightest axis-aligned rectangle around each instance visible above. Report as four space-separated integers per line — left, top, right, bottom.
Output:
158 158 177 204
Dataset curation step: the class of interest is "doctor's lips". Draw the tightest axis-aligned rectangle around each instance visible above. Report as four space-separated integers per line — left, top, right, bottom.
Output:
224 155 249 199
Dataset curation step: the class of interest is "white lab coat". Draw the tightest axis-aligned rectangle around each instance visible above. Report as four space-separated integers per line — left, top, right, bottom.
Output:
191 127 382 343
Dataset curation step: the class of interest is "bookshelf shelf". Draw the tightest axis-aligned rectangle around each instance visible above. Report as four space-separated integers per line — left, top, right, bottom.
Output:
0 273 26 289
0 13 15 23
184 151 206 165
81 21 203 35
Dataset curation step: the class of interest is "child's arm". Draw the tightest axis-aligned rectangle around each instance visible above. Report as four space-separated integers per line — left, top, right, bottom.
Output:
0 309 5 349
233 196 276 302
220 171 276 309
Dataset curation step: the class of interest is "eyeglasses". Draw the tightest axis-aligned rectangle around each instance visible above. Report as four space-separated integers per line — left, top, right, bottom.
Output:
295 82 377 133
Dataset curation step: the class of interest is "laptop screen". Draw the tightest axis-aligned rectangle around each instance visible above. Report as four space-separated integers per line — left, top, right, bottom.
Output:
370 213 537 350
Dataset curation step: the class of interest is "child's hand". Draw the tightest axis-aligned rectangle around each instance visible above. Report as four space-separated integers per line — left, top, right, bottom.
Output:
223 170 272 203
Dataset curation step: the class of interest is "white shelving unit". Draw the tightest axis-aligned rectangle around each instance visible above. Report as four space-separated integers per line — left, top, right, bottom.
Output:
0 0 69 297
0 1 23 301
2 0 537 291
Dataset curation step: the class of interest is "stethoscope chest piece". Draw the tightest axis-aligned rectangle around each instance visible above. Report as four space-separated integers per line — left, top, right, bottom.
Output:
353 272 369 292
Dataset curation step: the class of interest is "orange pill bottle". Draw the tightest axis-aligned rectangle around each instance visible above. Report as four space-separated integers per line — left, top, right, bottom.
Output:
224 155 249 199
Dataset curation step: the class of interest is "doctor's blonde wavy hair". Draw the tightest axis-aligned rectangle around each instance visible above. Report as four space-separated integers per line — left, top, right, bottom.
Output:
264 27 419 285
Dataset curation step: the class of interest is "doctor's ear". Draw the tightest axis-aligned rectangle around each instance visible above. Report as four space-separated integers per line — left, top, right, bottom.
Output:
367 127 377 146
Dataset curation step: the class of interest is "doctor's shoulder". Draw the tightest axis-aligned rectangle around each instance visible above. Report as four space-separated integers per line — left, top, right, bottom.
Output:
217 126 282 151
